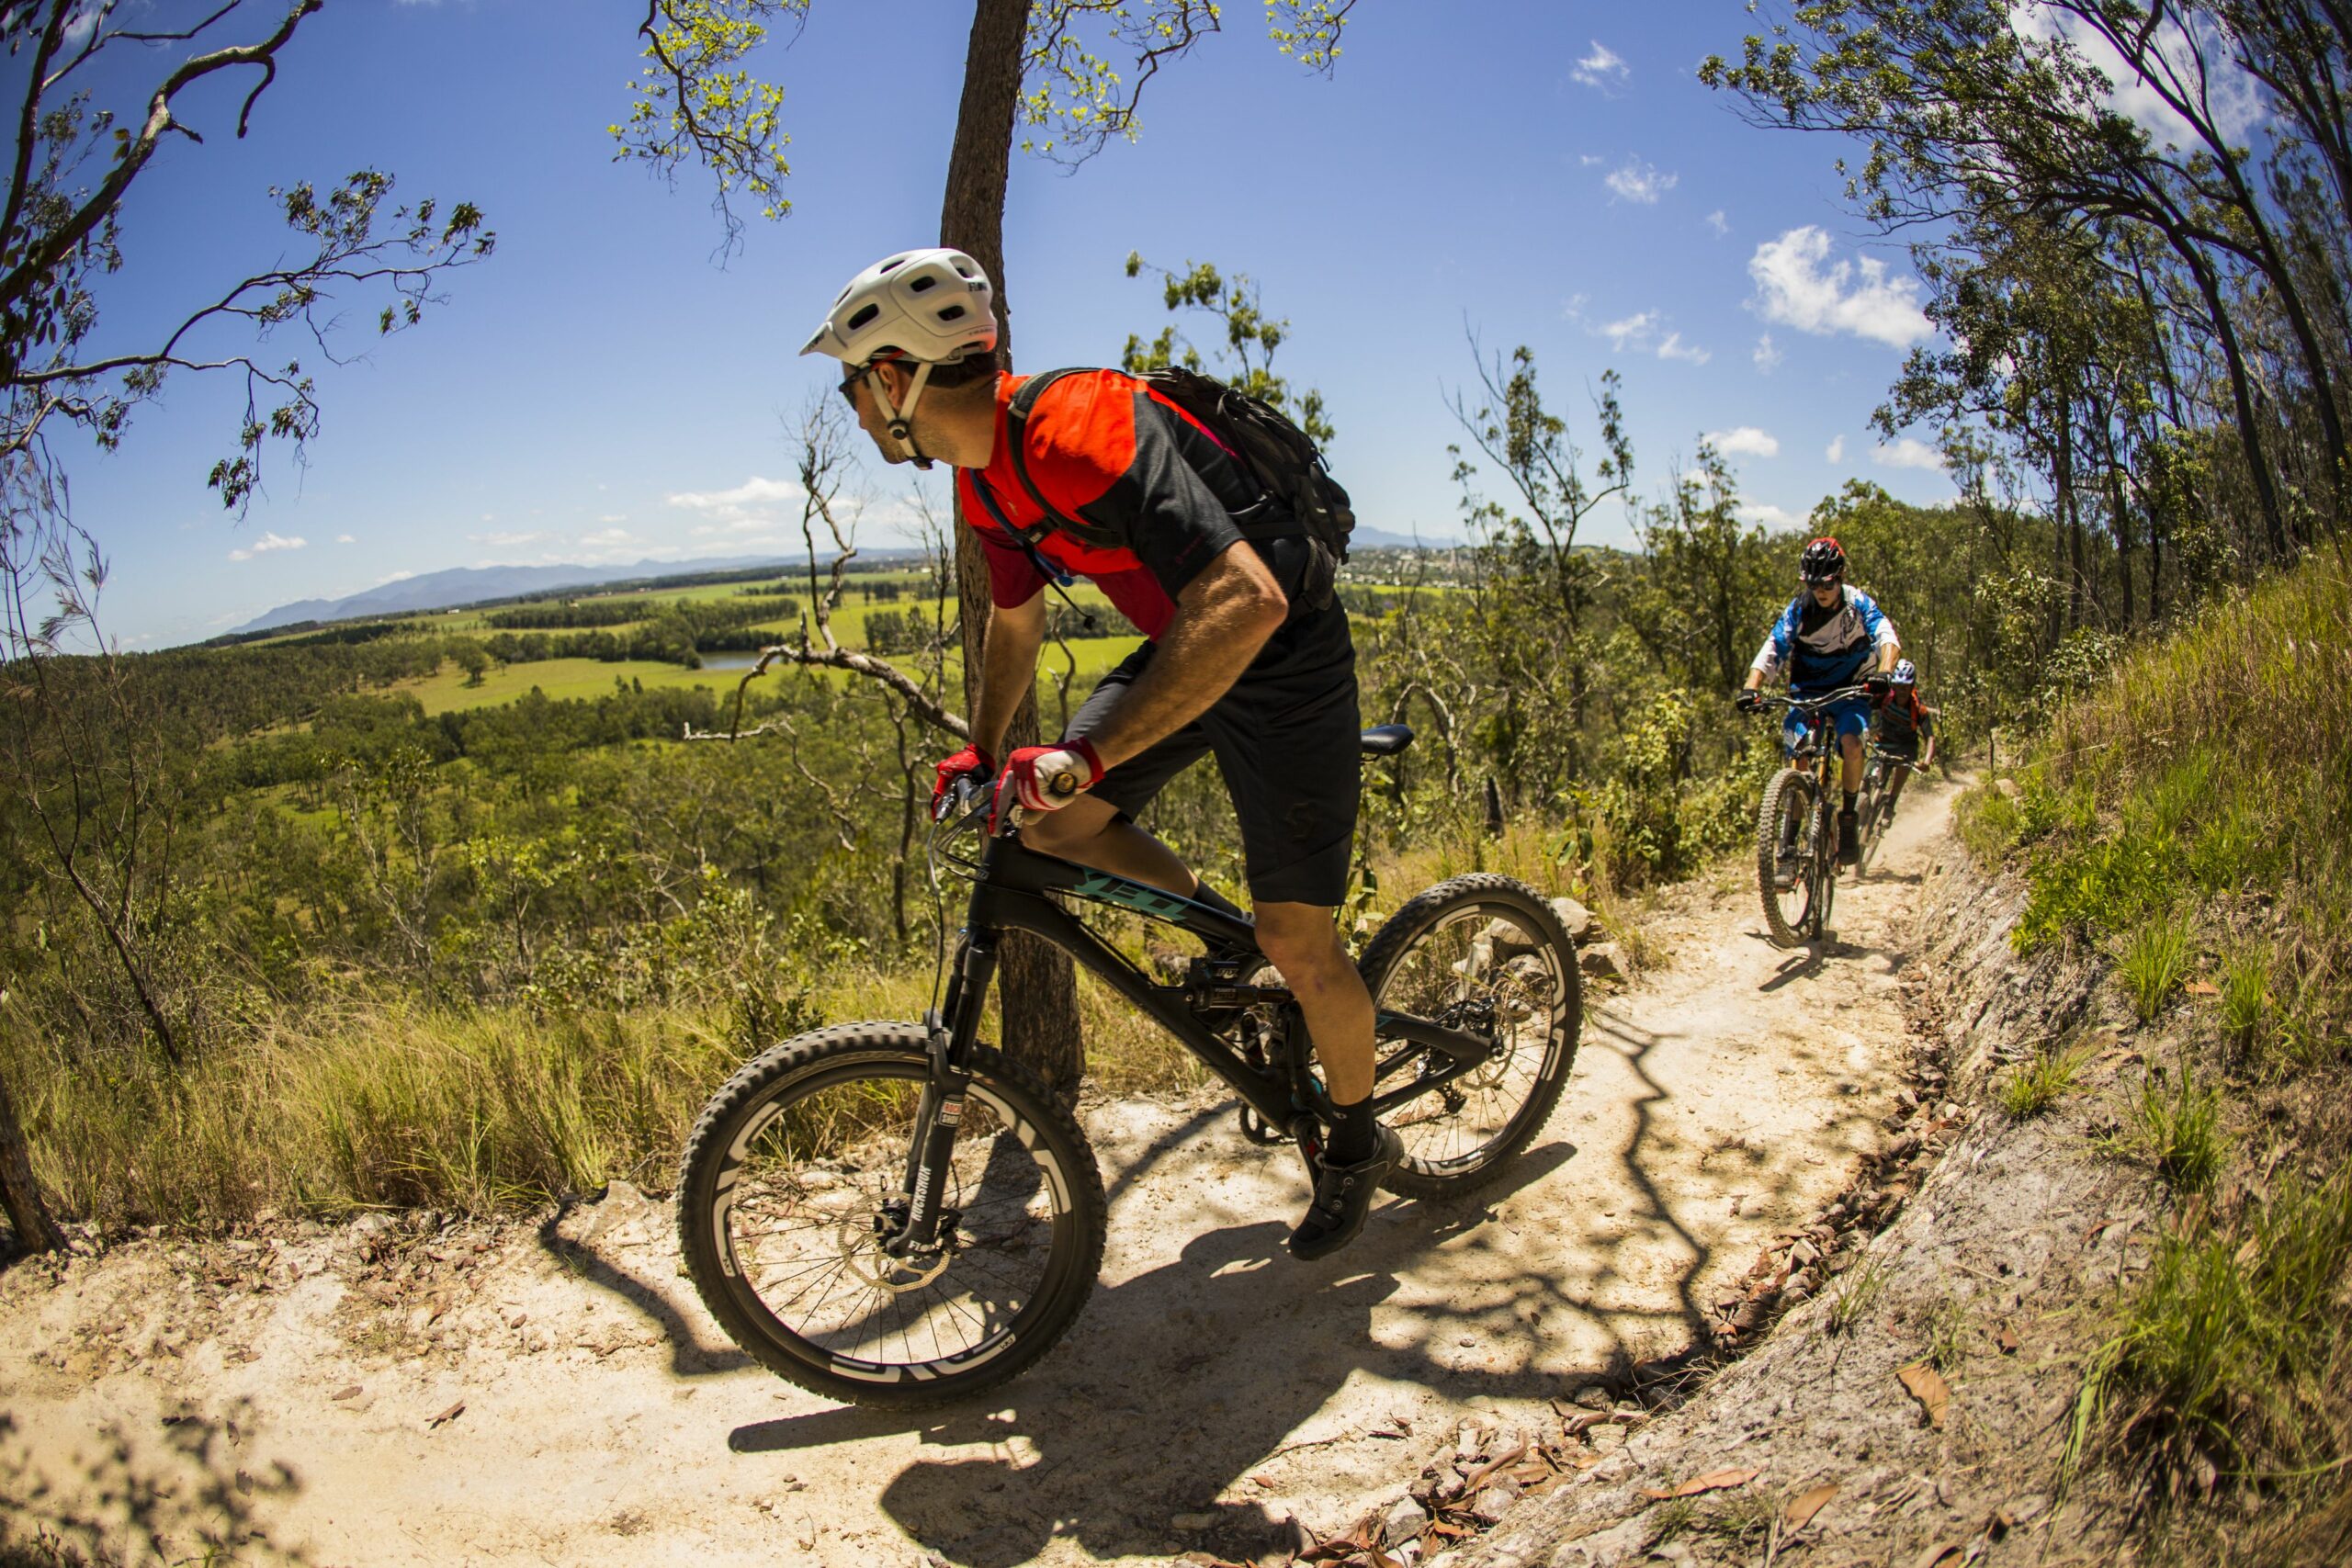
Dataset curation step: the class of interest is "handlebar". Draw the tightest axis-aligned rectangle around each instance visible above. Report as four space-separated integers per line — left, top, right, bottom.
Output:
1749 681 1877 714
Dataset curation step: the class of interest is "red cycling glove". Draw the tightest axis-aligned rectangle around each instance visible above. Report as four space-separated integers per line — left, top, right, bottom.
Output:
1001 738 1106 813
932 744 995 809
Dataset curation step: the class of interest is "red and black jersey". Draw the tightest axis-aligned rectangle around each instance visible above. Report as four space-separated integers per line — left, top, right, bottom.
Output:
956 369 1271 640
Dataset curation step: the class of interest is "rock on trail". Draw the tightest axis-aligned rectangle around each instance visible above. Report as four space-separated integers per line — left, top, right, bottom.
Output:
0 783 1961 1567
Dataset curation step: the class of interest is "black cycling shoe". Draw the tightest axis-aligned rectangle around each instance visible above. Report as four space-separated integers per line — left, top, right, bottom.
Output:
1773 847 1800 891
1288 1126 1402 1261
1838 807 1860 867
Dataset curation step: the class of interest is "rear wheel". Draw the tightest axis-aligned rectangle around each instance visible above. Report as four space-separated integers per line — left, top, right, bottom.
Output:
1355 874 1581 1198
1758 768 1820 948
675 1024 1106 1409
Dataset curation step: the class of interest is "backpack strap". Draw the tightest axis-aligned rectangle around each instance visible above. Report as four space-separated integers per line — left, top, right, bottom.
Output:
1001 368 1125 549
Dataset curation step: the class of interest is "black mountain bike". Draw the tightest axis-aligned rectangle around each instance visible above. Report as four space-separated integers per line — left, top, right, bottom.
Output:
1852 715 1936 875
1752 682 1874 948
673 726 1583 1408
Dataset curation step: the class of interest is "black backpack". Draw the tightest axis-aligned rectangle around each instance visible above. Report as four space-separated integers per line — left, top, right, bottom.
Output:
996 365 1355 606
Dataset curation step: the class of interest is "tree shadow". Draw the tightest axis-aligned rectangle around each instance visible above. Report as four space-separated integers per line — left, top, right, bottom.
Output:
0 1403 310 1567
725 1144 1598 1567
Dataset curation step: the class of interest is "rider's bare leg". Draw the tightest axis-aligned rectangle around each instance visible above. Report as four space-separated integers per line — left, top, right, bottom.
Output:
1839 732 1865 795
1022 795 1198 895
1252 901 1374 1106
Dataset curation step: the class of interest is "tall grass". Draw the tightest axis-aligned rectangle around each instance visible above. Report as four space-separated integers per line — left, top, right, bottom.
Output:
2070 1168 2352 1489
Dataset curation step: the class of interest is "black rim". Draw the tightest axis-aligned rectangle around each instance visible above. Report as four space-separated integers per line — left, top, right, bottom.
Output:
1372 899 1568 1177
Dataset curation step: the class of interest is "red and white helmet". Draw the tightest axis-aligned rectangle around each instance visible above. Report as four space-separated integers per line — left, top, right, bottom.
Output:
799 248 997 367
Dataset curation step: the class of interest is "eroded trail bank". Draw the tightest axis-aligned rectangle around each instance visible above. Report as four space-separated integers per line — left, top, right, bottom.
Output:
0 781 1957 1567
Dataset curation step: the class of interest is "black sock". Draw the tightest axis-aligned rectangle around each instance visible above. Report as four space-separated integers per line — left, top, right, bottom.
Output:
1329 1098 1378 1165
1842 792 1859 817
1189 879 1250 925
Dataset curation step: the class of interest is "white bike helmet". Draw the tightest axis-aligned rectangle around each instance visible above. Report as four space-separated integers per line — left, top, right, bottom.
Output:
799 249 997 466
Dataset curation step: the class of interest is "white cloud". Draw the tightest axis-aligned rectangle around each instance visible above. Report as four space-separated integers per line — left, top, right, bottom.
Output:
1577 152 1606 168
1707 209 1730 237
1604 157 1678 205
377 570 414 585
1592 309 1710 367
2009 2 2264 147
1747 226 1932 347
665 474 807 530
1656 333 1711 366
597 513 628 524
227 532 306 562
335 534 356 544
1704 426 1781 458
1873 436 1946 472
1600 310 1660 352
1826 434 1848 463
580 526 637 545
1753 333 1783 372
1739 501 1805 528
1571 39 1630 90
471 529 560 547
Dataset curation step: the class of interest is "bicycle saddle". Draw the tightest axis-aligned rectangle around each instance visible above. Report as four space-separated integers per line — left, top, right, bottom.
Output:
1359 725 1415 755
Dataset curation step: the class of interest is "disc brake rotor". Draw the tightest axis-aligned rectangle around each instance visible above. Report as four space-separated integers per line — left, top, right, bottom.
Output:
837 1215 955 1293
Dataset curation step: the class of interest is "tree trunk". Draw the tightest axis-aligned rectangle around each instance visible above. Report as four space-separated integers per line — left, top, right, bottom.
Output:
940 0 1085 1104
0 1061 66 1256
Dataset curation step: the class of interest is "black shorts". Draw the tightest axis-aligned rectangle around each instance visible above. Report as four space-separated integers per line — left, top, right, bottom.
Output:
1064 542 1360 907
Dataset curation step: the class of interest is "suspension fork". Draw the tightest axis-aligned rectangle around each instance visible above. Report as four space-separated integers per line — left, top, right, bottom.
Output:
890 928 999 1255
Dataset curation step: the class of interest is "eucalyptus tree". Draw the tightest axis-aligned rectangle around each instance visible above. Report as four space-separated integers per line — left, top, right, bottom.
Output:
0 0 496 1247
613 0 1363 1098
1703 0 2351 562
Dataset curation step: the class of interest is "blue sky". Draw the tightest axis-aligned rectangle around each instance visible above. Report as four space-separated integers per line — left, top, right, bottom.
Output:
51 1 1964 647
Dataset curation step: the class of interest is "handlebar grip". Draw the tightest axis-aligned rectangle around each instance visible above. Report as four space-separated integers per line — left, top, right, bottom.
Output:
1044 767 1084 803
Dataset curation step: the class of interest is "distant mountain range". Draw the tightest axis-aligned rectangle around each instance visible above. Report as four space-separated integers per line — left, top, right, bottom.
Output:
226 527 1458 637
226 556 810 636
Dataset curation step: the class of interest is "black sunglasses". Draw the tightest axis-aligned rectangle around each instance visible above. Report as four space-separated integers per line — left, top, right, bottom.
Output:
837 361 876 408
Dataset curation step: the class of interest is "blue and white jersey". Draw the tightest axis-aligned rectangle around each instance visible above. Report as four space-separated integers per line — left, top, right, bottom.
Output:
1750 585 1901 694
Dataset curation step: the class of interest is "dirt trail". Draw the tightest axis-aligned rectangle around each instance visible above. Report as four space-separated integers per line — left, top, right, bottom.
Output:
1 781 1957 1568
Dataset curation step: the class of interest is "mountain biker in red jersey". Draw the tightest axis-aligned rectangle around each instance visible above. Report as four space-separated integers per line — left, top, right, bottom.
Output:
800 248 1396 1261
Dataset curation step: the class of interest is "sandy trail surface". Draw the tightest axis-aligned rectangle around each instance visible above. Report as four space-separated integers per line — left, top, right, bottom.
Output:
1 781 1955 1568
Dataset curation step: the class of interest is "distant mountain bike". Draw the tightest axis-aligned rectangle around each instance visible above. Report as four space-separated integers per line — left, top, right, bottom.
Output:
1852 716 1938 875
673 725 1583 1408
1752 682 1874 948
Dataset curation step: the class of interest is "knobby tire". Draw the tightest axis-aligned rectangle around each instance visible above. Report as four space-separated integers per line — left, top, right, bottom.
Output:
1355 874 1582 1198
675 1023 1107 1409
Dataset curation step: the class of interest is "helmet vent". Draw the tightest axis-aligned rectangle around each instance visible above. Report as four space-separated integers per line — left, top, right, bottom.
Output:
846 303 880 332
908 274 937 293
936 304 967 321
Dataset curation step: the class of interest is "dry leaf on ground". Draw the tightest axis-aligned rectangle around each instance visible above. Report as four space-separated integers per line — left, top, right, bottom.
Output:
1898 1362 1951 1427
1996 1325 2021 1354
1909 1543 1964 1568
1639 1467 1760 1501
427 1400 465 1428
2185 980 2220 997
1783 1481 1839 1532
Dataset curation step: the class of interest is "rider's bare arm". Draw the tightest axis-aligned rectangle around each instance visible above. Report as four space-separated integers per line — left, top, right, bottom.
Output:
972 591 1049 757
1080 540 1289 769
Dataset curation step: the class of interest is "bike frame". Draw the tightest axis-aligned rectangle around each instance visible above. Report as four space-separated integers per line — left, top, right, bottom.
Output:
890 796 1493 1251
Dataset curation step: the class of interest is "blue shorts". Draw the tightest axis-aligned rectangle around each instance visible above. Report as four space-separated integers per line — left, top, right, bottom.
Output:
1783 696 1872 758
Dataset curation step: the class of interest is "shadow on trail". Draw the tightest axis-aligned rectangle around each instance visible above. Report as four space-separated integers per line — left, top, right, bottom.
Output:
536 1195 750 1378
0 1403 310 1567
729 1144 1613 1567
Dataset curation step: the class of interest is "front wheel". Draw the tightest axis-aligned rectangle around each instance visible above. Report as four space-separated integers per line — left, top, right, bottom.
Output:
1758 768 1821 948
1355 874 1582 1198
675 1023 1107 1408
